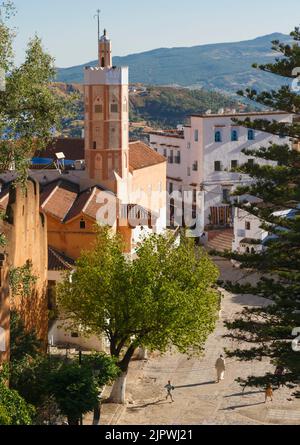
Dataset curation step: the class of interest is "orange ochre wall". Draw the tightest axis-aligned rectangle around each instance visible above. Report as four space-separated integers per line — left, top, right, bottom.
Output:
47 214 118 260
0 180 48 359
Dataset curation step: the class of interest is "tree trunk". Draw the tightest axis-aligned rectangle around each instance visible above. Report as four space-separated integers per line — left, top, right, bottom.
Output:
137 347 148 360
93 403 101 425
108 372 127 405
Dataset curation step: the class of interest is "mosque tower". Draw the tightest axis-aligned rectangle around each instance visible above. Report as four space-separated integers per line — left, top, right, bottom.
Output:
84 24 129 193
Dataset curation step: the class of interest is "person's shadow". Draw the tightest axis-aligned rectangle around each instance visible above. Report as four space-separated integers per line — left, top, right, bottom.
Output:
128 399 169 411
175 381 216 389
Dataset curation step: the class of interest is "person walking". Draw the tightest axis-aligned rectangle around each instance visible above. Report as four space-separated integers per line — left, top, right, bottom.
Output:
265 384 274 403
215 355 226 383
165 381 175 403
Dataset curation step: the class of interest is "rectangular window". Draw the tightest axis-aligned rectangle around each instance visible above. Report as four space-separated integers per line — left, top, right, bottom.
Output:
187 167 191 177
231 160 238 169
93 141 97 150
175 151 181 164
168 150 174 164
111 104 118 113
245 221 251 231
248 159 255 167
192 161 198 172
80 220 86 230
95 105 103 113
187 142 191 149
193 189 197 203
214 161 222 172
194 130 199 142
169 182 173 194
223 189 230 202
163 149 167 158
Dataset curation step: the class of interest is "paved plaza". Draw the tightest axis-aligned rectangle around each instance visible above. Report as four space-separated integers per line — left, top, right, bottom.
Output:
97 259 300 426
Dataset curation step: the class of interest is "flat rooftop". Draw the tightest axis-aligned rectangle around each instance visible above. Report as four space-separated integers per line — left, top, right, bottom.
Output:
190 111 291 118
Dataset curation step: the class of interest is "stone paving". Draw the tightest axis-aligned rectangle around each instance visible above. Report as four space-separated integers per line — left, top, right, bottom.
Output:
97 258 300 426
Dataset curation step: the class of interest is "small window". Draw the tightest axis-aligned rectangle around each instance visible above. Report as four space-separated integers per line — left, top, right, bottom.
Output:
214 161 222 172
231 130 238 141
248 129 255 141
231 160 238 169
215 131 222 143
93 141 97 150
168 150 174 164
192 161 198 172
245 221 251 231
187 167 191 177
187 142 191 149
80 220 86 230
193 189 197 203
175 151 181 164
111 104 118 113
248 159 255 167
169 182 174 194
101 57 105 68
71 332 79 338
223 189 230 202
95 104 103 113
194 130 199 142
163 149 167 158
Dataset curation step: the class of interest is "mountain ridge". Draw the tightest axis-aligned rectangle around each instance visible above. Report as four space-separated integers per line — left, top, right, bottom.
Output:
56 33 292 92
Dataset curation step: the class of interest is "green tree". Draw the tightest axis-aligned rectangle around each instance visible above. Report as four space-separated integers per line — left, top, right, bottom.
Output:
57 228 220 404
47 361 99 426
0 368 35 425
0 2 73 185
221 29 300 395
9 310 42 364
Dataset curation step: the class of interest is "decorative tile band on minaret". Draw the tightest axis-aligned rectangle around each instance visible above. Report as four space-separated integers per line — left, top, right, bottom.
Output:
84 28 129 192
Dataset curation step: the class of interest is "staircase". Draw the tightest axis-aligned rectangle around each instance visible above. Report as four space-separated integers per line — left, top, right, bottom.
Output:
206 229 234 253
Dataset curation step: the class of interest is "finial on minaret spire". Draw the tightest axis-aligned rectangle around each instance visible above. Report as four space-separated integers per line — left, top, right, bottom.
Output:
94 9 101 41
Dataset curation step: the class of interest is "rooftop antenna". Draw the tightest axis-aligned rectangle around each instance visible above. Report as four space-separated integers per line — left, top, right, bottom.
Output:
94 9 101 41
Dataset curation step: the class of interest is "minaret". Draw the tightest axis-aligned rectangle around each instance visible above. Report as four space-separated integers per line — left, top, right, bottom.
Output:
98 29 112 68
84 28 129 193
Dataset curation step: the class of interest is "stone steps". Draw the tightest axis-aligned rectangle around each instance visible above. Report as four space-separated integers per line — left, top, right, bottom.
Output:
206 230 233 252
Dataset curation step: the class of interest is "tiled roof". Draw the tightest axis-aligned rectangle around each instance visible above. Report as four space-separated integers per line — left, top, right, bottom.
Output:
35 138 85 161
129 141 166 172
48 246 75 271
41 180 79 221
34 138 166 171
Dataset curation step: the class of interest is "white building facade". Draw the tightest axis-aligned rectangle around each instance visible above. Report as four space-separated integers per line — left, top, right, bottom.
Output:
150 112 292 237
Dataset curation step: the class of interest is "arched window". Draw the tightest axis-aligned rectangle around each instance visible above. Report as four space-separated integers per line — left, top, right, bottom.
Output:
215 131 222 143
248 129 255 141
101 57 105 68
231 130 238 141
246 247 250 254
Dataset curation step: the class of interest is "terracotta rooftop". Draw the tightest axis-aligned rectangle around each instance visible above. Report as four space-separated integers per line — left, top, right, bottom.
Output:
48 246 75 271
129 141 166 172
41 180 79 221
34 138 166 171
35 138 84 162
64 185 108 223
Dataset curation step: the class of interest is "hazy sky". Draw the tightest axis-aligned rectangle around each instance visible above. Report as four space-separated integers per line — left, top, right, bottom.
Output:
10 0 300 67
